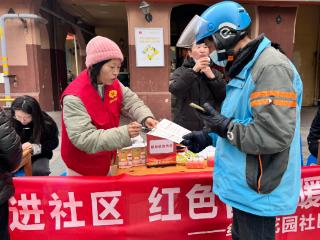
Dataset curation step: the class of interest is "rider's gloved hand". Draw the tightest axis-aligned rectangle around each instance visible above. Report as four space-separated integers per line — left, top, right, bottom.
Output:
196 102 232 138
182 130 212 153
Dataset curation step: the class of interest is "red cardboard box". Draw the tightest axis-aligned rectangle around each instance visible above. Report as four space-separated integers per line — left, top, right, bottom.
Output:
146 135 176 167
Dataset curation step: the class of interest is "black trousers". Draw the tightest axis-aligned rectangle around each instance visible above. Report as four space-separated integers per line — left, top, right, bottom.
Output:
32 158 50 176
232 207 276 240
308 142 318 158
0 201 10 240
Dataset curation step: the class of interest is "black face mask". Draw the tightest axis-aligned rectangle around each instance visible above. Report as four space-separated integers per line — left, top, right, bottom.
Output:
226 34 264 79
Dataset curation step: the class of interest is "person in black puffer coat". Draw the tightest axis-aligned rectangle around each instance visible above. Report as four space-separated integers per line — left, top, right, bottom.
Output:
10 96 59 176
0 107 22 240
307 106 320 157
169 43 226 131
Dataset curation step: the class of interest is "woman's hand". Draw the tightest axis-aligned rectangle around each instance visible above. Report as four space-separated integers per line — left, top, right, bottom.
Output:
201 66 215 79
193 57 210 73
127 122 142 138
22 142 32 151
144 117 159 129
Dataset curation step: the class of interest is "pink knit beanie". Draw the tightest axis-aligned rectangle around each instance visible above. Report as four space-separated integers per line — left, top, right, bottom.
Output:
85 36 124 68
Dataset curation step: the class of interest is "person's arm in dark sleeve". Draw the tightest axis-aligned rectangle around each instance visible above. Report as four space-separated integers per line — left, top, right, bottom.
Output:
34 120 59 156
307 107 320 153
169 67 198 98
206 69 226 106
0 109 22 172
228 64 296 155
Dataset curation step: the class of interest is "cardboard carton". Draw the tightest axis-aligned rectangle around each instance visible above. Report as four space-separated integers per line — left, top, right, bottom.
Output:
118 145 146 168
146 134 176 167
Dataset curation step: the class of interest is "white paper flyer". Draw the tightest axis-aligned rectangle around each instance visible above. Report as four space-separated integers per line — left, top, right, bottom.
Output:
147 119 191 143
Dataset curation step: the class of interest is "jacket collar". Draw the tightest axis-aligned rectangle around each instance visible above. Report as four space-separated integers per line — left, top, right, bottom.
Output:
229 35 271 81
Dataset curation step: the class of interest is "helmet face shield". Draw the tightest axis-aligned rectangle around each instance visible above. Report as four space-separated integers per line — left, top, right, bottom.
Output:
176 15 210 48
177 1 252 52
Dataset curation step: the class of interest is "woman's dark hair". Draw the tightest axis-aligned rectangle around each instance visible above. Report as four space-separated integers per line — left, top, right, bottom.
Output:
10 95 53 143
88 60 110 89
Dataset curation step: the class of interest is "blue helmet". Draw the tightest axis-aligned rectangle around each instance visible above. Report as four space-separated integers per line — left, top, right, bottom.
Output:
196 1 251 50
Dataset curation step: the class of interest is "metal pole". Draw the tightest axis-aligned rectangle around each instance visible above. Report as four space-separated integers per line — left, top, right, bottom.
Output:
0 16 11 107
0 13 47 106
74 35 79 76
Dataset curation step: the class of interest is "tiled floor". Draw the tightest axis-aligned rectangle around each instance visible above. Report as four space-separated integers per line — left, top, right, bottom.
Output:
47 106 318 176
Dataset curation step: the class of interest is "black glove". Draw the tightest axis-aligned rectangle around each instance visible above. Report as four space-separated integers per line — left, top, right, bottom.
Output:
181 130 212 153
196 102 232 138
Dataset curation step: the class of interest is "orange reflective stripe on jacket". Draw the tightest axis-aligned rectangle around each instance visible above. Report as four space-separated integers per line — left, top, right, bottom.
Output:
250 90 297 108
273 99 296 107
251 99 271 107
251 99 296 107
250 90 297 100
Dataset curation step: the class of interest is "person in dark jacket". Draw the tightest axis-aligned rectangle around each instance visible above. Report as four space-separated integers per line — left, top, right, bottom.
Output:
169 42 226 131
10 96 59 176
307 106 320 157
0 107 22 240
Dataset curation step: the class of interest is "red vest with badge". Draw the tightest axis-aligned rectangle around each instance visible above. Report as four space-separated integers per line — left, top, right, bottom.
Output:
61 70 122 176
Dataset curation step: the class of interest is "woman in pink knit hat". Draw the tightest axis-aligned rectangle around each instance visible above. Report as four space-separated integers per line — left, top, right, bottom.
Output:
61 36 158 176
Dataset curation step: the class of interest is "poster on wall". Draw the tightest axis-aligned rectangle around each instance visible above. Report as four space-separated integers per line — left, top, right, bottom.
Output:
135 28 164 67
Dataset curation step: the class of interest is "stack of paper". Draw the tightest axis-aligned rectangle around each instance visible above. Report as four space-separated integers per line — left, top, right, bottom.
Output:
147 119 191 143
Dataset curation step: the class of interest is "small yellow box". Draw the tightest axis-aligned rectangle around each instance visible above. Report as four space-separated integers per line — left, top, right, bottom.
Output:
118 146 146 168
132 146 147 166
117 148 132 169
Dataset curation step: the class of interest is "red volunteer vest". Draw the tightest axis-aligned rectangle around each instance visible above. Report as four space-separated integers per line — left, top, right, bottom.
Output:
61 70 122 176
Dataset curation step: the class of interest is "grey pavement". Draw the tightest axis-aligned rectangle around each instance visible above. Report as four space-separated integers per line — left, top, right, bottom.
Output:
47 106 318 176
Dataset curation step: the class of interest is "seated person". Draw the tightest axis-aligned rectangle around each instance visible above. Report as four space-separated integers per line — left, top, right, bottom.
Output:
169 43 226 131
307 106 320 157
10 95 59 176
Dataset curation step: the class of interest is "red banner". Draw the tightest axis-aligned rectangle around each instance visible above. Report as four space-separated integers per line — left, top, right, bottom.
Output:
9 166 320 239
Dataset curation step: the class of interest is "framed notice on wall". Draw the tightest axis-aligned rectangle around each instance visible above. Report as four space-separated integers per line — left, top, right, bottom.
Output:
134 28 164 67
